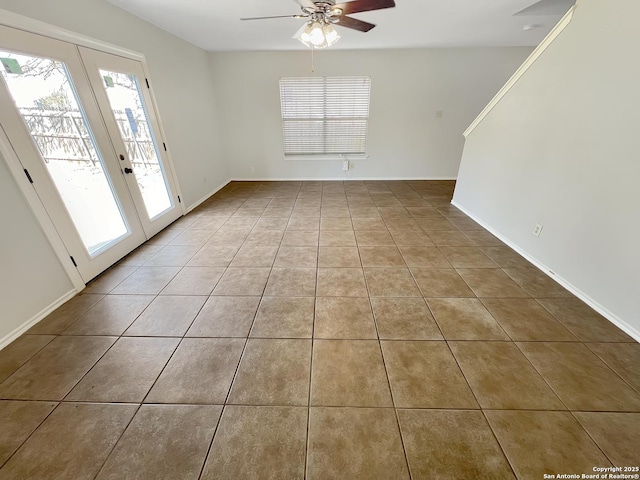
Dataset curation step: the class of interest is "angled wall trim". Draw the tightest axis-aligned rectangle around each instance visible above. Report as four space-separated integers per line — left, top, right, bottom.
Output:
464 4 576 138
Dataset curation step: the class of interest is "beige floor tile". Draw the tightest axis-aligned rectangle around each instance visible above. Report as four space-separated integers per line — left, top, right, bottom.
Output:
503 267 574 298
262 207 293 217
287 216 320 230
273 246 318 268
229 245 278 268
291 207 321 217
27 294 104 334
382 341 477 408
0 335 55 384
457 268 530 298
574 412 640 467
146 338 244 404
0 336 115 400
223 217 259 229
250 296 314 338
0 400 57 466
587 343 640 391
398 246 450 267
186 245 239 267
406 206 440 217
439 246 497 268
207 228 249 246
253 216 289 230
318 246 361 267
317 268 368 297
228 339 311 405
358 246 406 267
371 297 443 340
411 268 475 297
66 337 179 402
0 403 137 480
315 297 377 339
61 295 154 336
143 245 201 267
378 207 411 219
110 266 181 294
428 298 510 340
462 230 503 246
264 268 317 296
485 410 611 479
124 295 206 337
281 230 319 246
518 342 640 411
481 298 577 341
160 266 225 295
319 229 357 247
201 406 307 480
211 268 270 296
355 230 395 246
479 246 531 268
383 217 421 231
307 407 409 480
398 409 514 480
365 268 421 297
351 217 387 230
167 229 214 247
538 298 634 342
320 217 353 230
415 217 457 231
389 230 434 246
83 265 138 294
243 229 285 246
187 296 260 337
311 340 392 407
97 405 221 480
450 341 564 410
118 245 163 266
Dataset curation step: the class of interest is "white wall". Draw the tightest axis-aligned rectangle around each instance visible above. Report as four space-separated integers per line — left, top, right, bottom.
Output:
0 0 227 343
453 0 640 333
209 48 532 180
0 153 74 342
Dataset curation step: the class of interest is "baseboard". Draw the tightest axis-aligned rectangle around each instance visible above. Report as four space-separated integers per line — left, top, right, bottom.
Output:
185 178 232 213
230 177 458 182
451 201 640 342
0 289 78 350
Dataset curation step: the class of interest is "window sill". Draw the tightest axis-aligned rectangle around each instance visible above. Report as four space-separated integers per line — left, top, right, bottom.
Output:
284 154 369 161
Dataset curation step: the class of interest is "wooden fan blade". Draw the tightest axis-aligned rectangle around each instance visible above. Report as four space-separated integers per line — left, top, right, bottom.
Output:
332 0 396 15
240 14 305 20
335 15 376 32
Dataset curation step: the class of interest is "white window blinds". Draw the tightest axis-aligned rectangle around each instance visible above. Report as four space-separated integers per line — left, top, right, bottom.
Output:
280 76 371 157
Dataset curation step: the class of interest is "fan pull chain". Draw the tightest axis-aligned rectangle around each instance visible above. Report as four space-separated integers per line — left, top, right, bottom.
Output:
311 45 315 73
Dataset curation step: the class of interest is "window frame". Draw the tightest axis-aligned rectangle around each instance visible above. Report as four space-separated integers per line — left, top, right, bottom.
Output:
279 76 371 160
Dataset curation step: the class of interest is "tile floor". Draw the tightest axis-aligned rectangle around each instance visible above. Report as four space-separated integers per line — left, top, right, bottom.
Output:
0 180 639 479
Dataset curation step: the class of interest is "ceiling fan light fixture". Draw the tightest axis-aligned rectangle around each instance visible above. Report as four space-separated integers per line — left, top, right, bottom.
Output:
294 19 340 49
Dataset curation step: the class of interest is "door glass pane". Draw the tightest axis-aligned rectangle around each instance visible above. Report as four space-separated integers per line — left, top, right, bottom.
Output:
99 70 171 219
0 51 128 255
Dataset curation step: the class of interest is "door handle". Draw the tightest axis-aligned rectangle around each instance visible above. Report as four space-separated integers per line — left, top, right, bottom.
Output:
124 167 133 174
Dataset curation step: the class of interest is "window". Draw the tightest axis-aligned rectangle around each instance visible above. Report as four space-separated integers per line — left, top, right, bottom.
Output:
280 76 371 158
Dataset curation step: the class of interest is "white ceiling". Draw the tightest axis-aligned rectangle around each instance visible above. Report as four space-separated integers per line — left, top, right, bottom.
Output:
105 0 574 52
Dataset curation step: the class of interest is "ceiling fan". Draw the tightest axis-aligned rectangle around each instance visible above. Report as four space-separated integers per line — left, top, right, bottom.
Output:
241 0 396 48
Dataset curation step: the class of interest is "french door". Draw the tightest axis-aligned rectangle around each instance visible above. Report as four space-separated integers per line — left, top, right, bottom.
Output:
0 25 181 283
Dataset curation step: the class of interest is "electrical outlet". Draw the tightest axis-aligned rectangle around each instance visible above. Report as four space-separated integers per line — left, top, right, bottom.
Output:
342 160 349 171
533 224 543 237
250 167 255 173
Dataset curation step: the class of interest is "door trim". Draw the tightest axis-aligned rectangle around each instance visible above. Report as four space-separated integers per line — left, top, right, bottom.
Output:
0 126 85 290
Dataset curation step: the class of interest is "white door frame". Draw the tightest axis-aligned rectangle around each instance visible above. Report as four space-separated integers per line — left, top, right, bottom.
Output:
0 9 185 288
